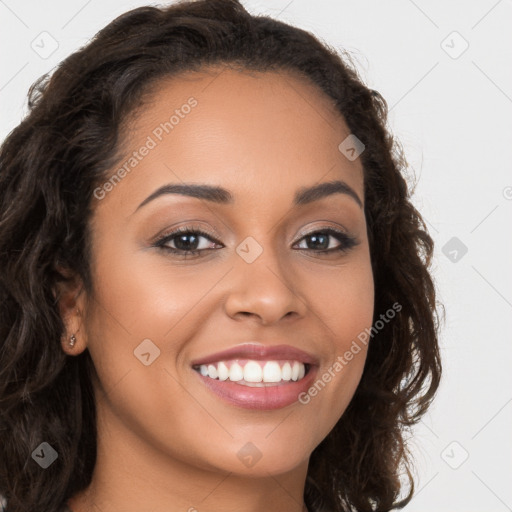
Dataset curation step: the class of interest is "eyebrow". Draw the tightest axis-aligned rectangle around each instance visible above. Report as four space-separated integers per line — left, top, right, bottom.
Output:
134 179 363 213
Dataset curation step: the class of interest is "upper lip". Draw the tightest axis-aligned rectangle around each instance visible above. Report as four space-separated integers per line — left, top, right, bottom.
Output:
190 343 319 367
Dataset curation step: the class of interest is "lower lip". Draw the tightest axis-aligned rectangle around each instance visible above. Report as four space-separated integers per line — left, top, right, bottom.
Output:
193 365 318 410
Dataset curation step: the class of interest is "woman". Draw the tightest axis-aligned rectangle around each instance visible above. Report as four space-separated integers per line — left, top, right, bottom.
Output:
0 1 442 511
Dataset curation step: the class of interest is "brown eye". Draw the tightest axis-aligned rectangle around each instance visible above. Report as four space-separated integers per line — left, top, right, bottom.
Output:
154 227 221 257
294 228 358 254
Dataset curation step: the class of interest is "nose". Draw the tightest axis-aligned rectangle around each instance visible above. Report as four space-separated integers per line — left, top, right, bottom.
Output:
223 244 308 326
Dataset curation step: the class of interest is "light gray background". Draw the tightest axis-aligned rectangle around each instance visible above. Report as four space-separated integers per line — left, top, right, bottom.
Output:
1 1 511 511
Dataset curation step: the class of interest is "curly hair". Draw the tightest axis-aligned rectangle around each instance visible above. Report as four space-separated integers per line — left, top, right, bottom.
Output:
0 1 442 511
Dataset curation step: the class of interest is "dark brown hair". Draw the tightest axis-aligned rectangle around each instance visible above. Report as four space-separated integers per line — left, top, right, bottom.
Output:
0 1 442 510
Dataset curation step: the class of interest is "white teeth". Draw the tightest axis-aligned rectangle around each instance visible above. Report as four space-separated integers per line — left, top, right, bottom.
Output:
207 364 218 379
281 362 292 381
244 361 263 382
217 361 229 381
196 360 308 383
229 362 244 381
262 361 282 382
291 361 300 381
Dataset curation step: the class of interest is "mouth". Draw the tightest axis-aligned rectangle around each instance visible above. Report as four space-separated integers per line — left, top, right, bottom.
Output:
190 343 319 410
192 359 311 386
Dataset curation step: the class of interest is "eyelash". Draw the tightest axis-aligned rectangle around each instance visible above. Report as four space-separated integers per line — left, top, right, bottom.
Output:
153 225 358 258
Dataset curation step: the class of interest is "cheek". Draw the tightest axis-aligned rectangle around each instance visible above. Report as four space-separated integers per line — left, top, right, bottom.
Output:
83 243 237 407
297 254 374 434
87 241 220 337
313 248 375 348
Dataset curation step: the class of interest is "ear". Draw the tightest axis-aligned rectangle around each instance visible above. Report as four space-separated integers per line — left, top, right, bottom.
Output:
52 264 88 355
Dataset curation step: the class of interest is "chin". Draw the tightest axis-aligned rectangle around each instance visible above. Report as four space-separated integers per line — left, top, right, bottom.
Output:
197 436 313 477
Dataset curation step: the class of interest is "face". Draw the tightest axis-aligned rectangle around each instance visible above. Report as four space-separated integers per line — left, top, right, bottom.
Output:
67 67 374 478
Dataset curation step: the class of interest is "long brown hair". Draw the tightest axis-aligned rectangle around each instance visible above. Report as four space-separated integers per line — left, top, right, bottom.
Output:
0 1 442 510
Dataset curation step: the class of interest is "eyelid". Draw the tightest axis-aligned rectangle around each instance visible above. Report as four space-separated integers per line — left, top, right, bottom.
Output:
295 223 351 241
154 222 353 245
152 223 222 246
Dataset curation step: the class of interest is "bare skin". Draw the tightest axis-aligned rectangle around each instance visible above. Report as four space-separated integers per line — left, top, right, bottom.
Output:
57 66 374 512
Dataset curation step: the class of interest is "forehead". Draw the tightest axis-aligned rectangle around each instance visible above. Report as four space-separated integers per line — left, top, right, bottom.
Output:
97 66 364 214
133 65 350 150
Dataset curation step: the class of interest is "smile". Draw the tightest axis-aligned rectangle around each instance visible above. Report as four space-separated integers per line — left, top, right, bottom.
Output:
190 343 319 410
193 359 309 385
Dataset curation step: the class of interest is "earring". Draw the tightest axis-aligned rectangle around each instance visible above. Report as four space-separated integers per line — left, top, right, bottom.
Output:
68 309 82 348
